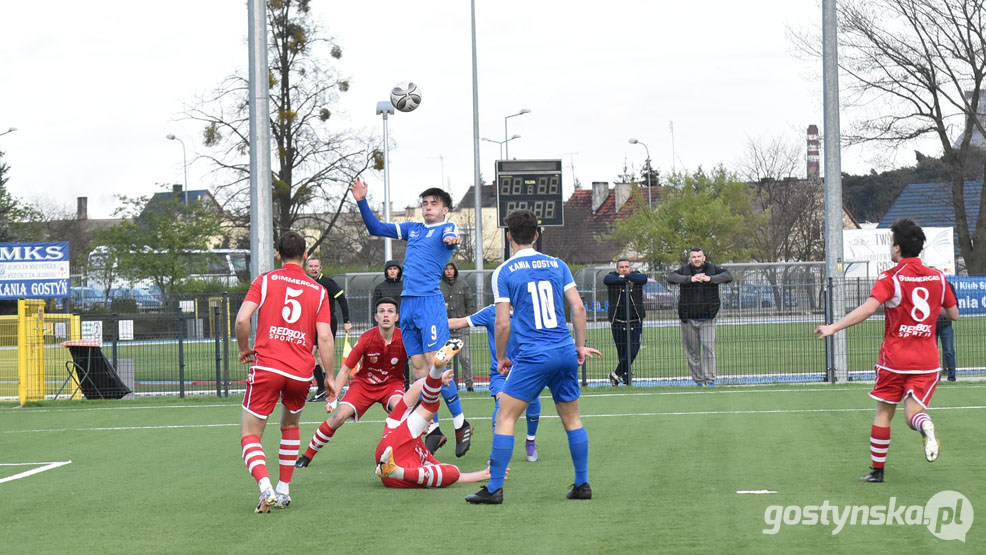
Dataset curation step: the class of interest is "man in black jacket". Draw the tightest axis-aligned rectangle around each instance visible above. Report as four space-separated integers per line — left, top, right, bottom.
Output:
666 247 733 386
306 257 353 401
603 258 647 386
372 260 403 310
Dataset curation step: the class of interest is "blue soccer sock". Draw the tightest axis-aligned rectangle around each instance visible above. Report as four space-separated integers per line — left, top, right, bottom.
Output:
567 427 589 486
526 398 541 439
487 433 514 492
442 382 464 419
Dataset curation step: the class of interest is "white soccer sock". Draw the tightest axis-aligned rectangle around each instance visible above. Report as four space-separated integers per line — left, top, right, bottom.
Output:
275 481 289 495
453 413 465 429
258 477 272 493
429 364 443 379
527 435 536 441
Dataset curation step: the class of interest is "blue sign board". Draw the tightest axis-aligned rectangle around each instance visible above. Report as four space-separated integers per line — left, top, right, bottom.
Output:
0 242 70 299
948 276 986 315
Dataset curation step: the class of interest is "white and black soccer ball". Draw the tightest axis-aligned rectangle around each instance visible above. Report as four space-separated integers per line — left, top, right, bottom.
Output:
390 81 422 112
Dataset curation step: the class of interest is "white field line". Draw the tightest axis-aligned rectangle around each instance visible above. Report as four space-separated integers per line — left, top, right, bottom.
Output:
7 384 986 414
3 405 985 435
0 461 72 484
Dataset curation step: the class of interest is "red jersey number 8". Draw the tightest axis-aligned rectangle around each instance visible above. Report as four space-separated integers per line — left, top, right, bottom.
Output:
910 287 931 322
282 287 303 323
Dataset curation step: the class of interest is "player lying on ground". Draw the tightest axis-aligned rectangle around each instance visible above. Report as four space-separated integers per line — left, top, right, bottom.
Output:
814 217 958 483
235 231 336 513
450 305 542 462
351 177 473 457
375 339 504 488
296 297 407 469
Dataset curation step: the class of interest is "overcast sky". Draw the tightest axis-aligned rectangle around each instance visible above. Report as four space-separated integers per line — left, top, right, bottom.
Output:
0 1 940 220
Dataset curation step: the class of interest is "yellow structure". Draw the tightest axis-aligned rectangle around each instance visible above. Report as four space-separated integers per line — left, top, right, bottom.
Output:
0 300 81 405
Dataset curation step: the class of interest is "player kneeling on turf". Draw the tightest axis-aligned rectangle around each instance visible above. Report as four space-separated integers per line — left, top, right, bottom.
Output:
375 339 501 489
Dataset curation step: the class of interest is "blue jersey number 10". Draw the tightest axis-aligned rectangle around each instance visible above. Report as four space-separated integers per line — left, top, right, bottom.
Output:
527 281 558 330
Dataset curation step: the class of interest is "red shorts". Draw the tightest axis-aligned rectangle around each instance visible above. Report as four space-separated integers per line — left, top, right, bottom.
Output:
340 379 405 421
869 368 939 408
242 367 311 418
375 423 439 489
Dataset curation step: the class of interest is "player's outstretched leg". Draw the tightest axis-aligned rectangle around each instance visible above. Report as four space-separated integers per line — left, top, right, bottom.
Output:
297 420 336 468
426 340 463 454
910 412 939 462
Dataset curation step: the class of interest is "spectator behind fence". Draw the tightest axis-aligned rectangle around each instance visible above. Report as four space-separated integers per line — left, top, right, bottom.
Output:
937 278 958 381
603 258 647 386
372 260 407 387
372 260 404 311
666 247 733 387
441 262 477 391
306 257 352 402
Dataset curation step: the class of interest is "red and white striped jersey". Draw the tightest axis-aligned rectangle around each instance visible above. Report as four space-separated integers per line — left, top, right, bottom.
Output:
244 263 331 379
870 257 957 373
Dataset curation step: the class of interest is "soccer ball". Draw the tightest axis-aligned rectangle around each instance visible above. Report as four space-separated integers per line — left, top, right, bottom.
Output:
390 81 422 112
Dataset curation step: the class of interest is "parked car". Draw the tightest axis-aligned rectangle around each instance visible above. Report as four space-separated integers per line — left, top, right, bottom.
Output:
721 284 798 310
109 287 164 310
643 279 675 311
70 287 109 310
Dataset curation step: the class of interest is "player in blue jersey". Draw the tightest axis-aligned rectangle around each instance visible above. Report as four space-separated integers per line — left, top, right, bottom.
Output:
450 305 541 462
350 177 473 457
465 210 601 505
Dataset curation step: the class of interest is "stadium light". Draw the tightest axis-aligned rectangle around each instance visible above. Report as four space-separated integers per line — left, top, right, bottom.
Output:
504 109 530 159
166 134 189 207
482 135 520 160
0 127 16 138
376 101 396 262
628 138 652 210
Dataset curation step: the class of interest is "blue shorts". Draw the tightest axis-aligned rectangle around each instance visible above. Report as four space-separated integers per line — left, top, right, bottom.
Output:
489 368 505 397
399 295 450 357
502 343 580 404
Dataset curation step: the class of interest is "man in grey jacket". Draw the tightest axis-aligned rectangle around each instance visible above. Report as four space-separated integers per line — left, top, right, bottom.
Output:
667 247 733 386
440 262 476 391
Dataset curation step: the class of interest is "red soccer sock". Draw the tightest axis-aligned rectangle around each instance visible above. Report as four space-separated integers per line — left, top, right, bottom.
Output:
908 412 931 433
869 425 891 469
403 464 461 488
421 374 443 413
279 426 300 484
302 421 336 460
241 434 268 485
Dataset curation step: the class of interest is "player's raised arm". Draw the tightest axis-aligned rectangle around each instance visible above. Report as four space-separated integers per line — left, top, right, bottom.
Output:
351 178 400 239
814 296 881 339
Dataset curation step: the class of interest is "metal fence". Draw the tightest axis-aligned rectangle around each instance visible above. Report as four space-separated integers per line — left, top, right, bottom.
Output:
5 268 982 403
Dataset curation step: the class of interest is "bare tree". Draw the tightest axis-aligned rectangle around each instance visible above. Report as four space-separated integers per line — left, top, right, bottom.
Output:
797 0 986 272
185 0 380 253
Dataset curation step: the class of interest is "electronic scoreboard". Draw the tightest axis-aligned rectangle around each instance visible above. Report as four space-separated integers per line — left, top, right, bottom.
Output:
495 159 564 227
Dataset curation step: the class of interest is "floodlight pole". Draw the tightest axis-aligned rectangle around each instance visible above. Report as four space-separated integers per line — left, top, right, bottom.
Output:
471 0 484 303
823 0 848 382
628 138 652 209
248 0 273 278
377 101 396 262
504 109 530 160
166 134 189 206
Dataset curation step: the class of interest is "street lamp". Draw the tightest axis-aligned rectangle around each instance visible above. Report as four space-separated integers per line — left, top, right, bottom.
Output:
482 135 520 160
628 138 653 210
165 134 189 207
0 127 16 138
376 100 396 261
504 109 530 159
